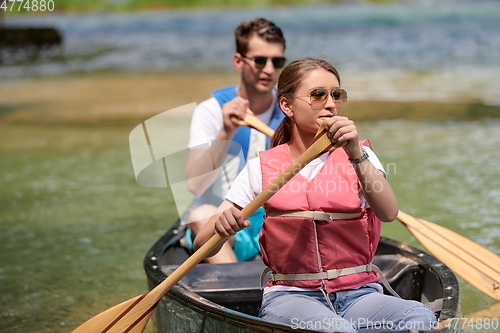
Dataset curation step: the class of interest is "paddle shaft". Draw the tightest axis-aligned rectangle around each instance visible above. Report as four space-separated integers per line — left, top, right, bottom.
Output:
149 128 336 300
70 126 337 333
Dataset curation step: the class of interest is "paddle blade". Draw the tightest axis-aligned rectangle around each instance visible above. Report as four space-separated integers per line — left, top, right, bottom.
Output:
71 293 156 333
397 210 500 301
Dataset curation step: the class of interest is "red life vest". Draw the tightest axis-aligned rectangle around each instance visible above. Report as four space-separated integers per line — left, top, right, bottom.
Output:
259 140 381 293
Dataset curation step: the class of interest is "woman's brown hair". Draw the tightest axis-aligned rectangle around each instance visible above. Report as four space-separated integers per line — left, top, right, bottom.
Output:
270 58 342 148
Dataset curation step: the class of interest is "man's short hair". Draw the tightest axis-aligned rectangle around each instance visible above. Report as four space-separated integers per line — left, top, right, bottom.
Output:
234 18 286 55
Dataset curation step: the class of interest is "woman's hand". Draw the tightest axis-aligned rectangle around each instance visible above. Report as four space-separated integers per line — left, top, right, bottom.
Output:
320 117 398 222
214 205 250 237
322 116 363 159
193 201 250 258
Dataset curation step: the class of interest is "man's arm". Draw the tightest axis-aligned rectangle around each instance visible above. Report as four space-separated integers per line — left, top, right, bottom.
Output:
185 140 233 196
185 97 249 196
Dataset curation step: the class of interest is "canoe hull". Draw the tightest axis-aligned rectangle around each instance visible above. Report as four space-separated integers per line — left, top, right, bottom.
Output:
144 222 461 333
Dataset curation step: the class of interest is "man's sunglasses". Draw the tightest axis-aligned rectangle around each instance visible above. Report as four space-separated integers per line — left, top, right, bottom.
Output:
296 88 348 111
241 55 286 69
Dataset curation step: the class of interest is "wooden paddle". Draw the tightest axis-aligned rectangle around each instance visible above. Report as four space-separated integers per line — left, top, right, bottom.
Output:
230 108 275 138
397 211 500 301
238 117 500 302
70 124 340 333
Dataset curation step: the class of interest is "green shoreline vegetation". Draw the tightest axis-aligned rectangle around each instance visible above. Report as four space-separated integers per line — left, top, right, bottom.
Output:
3 0 396 15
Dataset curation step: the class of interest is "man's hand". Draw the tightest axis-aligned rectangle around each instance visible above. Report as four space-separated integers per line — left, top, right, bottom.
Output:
221 96 250 138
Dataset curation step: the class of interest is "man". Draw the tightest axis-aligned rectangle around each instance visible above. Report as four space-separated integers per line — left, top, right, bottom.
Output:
184 18 286 263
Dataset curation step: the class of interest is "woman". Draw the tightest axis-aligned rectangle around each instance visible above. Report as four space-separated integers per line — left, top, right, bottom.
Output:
194 58 436 332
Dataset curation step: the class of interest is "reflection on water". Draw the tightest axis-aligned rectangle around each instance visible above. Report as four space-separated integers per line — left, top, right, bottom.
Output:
0 124 167 333
1 118 499 332
359 119 500 246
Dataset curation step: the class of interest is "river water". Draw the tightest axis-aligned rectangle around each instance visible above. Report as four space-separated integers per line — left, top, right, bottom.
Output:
3 0 500 105
1 1 500 332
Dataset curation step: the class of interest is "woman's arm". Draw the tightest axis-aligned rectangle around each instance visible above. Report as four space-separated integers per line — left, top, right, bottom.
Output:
352 153 398 222
325 116 398 222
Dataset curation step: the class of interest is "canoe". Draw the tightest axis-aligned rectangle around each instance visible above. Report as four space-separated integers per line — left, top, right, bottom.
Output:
144 220 461 333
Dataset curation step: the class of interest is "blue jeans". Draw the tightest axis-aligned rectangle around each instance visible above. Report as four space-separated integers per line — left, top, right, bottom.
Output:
259 284 437 332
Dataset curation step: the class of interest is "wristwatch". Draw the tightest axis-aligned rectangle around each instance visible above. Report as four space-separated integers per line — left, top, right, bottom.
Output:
349 148 369 165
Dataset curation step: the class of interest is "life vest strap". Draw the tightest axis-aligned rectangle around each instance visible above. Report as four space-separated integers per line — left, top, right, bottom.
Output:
263 264 402 299
267 210 362 222
271 264 374 281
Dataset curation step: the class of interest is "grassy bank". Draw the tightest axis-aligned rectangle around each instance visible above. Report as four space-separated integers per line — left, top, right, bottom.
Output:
4 0 396 14
1 72 498 125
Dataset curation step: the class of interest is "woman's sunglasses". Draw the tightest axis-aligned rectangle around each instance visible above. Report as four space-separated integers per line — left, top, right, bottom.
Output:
241 55 286 69
296 88 348 111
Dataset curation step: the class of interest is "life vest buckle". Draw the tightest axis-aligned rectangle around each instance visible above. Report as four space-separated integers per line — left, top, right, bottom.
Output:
313 211 332 222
